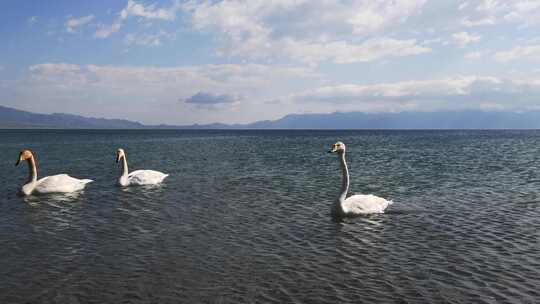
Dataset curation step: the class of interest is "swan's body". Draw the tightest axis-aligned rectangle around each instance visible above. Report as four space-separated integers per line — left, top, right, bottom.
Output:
16 150 93 196
119 170 169 186
340 194 391 215
116 148 168 186
329 142 392 216
24 174 93 196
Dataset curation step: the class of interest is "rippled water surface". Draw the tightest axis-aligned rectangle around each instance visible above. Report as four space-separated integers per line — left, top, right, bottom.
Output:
1 130 540 303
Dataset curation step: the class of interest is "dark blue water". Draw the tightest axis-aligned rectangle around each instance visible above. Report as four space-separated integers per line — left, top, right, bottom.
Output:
1 130 540 303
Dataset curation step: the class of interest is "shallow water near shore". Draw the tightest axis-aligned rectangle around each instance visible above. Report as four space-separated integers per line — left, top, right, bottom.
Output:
1 129 540 303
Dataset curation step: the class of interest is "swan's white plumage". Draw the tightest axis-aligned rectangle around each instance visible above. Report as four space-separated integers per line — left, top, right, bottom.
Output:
125 170 169 186
33 174 93 194
16 149 93 196
342 194 393 215
116 148 168 186
329 141 392 216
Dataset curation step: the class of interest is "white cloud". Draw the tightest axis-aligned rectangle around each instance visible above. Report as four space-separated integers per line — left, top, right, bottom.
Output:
95 0 181 38
502 1 540 25
120 0 179 21
27 16 38 25
26 63 317 92
95 21 123 38
452 31 481 46
12 1 540 124
65 15 95 33
186 0 429 64
494 45 540 62
13 63 319 124
289 76 540 112
461 17 495 27
464 51 483 59
11 61 540 123
461 0 540 27
347 0 427 34
280 38 430 65
124 31 173 47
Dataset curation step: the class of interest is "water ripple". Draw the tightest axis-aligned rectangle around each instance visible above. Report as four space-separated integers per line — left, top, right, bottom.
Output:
1 130 540 303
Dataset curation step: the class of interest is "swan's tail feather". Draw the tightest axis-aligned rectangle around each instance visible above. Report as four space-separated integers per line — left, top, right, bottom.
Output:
81 179 93 184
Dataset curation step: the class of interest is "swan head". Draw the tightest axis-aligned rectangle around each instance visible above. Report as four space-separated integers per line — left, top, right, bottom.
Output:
116 148 126 163
328 141 346 154
15 149 34 166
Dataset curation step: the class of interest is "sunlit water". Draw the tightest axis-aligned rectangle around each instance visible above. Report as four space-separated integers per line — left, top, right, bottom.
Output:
1 130 540 303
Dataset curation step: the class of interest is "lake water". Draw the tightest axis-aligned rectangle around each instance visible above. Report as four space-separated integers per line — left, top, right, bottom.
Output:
1 130 540 303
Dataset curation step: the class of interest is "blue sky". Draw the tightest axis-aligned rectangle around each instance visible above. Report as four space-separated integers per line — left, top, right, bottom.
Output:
1 0 540 125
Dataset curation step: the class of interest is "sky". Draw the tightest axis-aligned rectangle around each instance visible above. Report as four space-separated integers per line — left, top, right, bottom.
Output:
1 0 540 125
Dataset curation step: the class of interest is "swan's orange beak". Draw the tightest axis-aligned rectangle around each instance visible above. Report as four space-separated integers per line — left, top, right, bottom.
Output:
116 152 121 163
329 144 338 153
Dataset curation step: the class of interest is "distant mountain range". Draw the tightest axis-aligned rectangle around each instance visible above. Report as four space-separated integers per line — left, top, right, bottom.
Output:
0 105 144 129
2 105 540 129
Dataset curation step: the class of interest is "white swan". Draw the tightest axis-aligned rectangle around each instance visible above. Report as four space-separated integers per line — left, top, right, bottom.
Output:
15 149 93 196
116 148 168 186
328 142 392 216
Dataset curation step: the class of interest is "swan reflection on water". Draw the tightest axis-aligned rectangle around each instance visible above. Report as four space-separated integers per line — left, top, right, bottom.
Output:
23 191 84 207
119 183 167 194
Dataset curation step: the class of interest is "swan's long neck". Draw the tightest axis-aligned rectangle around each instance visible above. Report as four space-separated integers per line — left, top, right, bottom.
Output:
332 151 349 216
121 155 129 177
26 156 38 183
338 151 350 203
